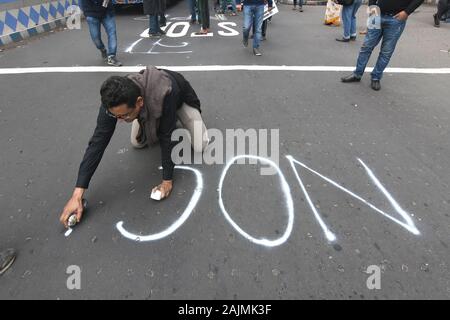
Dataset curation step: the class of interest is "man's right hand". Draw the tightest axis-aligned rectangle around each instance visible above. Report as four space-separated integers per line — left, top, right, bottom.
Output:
59 188 85 228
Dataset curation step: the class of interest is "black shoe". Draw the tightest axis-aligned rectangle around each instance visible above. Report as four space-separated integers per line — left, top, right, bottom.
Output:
100 48 107 60
253 48 262 56
243 37 249 47
158 29 166 35
107 56 123 67
341 74 361 83
190 19 197 24
299 6 304 12
0 249 16 275
336 37 350 42
261 36 266 41
433 14 440 27
350 36 356 41
371 79 381 91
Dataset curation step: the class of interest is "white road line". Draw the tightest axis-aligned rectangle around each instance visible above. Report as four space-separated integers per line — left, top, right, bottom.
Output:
1 65 450 75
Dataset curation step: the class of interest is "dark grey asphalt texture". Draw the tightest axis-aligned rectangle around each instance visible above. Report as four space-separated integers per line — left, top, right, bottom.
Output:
0 3 449 299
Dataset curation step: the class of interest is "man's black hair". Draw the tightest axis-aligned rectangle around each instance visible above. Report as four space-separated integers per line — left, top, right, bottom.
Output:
100 76 141 110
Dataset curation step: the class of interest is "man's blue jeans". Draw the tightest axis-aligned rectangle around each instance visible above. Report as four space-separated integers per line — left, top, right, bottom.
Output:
188 0 198 21
243 4 264 49
354 15 406 81
86 13 117 57
149 15 160 34
341 0 362 39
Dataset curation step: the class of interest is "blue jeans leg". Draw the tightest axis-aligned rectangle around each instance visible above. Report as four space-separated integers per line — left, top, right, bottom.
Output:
341 5 352 39
188 0 197 20
342 0 361 39
253 5 264 48
243 5 253 40
86 16 105 51
350 0 362 37
354 26 383 78
371 16 406 80
101 13 117 57
149 15 159 34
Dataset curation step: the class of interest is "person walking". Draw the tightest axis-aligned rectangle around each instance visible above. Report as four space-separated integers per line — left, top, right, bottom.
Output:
433 0 449 27
80 0 122 66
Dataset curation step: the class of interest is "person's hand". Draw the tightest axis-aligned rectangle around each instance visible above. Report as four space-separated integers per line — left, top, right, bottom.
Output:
151 180 173 200
394 11 409 21
59 188 85 228
268 6 273 11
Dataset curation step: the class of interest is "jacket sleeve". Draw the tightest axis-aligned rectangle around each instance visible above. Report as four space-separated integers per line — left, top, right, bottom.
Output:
405 0 424 15
76 105 117 188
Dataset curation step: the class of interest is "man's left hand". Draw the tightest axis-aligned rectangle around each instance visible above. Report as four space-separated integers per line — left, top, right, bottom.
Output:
152 180 173 200
394 11 409 21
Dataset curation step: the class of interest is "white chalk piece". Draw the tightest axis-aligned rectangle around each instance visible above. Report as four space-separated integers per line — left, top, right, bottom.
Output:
65 228 73 237
151 190 162 201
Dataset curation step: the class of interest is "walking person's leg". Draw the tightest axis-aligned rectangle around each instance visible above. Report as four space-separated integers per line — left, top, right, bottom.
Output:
160 14 166 27
86 16 107 60
252 5 264 55
261 19 268 40
242 4 253 46
102 13 122 66
434 0 450 27
203 0 210 30
149 14 160 36
198 0 210 33
188 0 197 22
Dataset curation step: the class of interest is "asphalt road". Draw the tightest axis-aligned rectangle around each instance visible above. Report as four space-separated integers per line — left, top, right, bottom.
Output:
0 3 449 299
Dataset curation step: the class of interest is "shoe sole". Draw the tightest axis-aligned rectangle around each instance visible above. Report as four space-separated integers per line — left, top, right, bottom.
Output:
341 79 361 83
0 256 16 275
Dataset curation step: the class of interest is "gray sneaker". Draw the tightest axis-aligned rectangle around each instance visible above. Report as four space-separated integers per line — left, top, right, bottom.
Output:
253 47 262 56
0 248 16 275
107 56 123 67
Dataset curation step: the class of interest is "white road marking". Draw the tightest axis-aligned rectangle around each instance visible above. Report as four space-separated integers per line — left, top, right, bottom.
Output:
1 65 450 75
